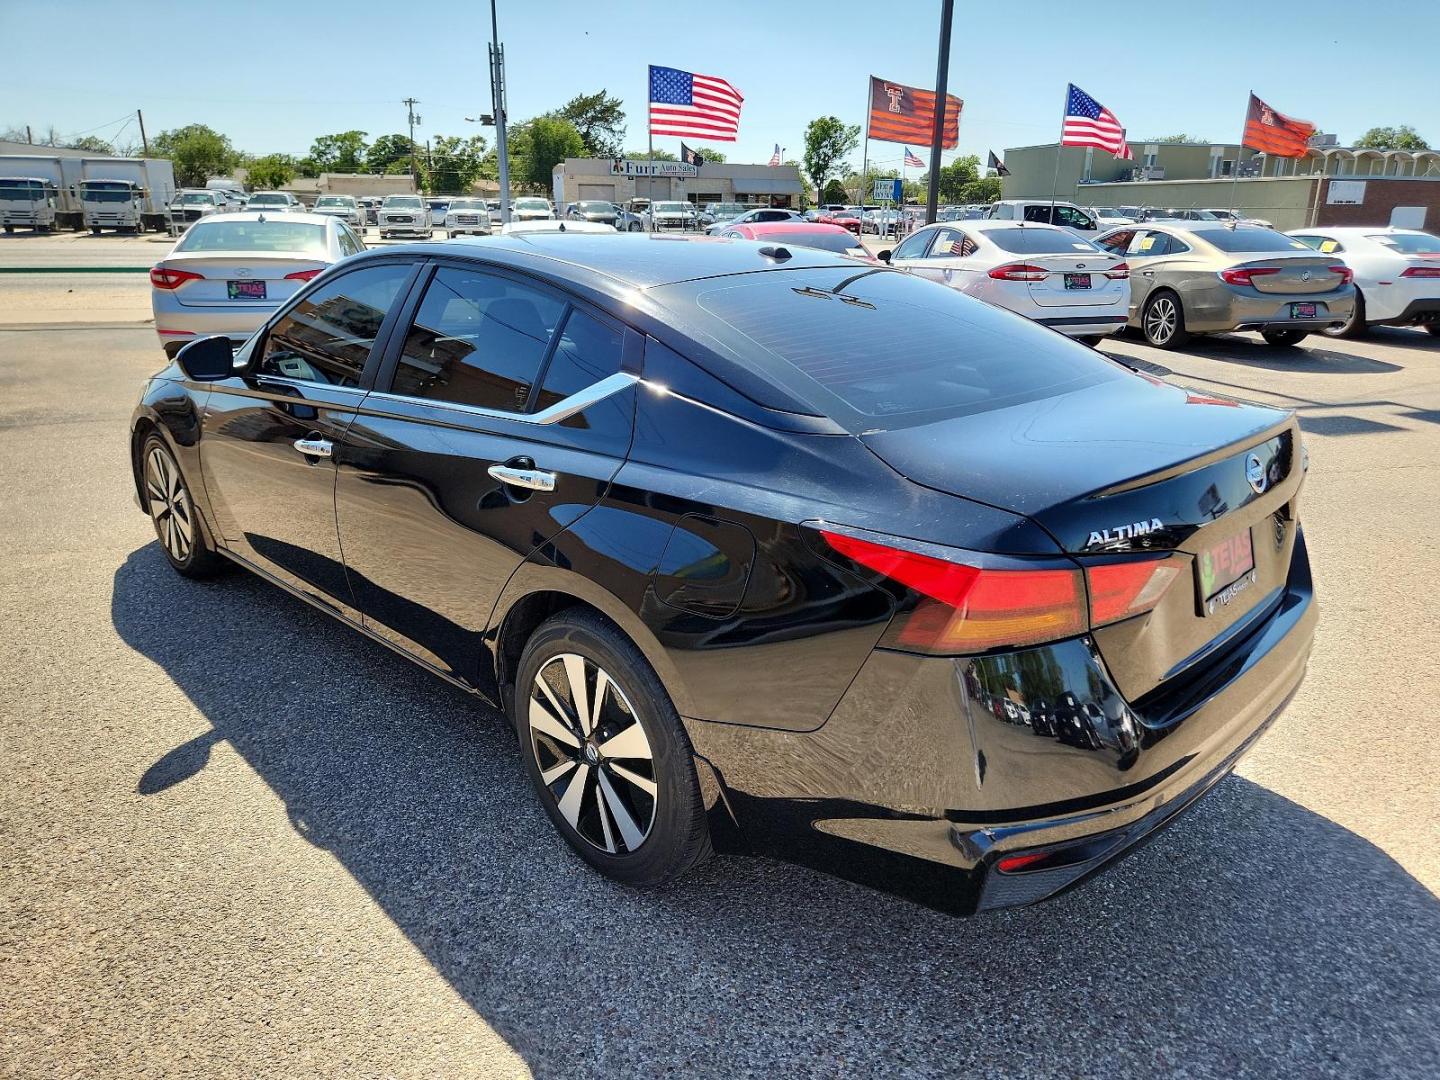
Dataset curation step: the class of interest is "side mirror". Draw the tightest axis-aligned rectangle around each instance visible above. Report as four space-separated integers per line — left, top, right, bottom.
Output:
175 336 235 381
877 250 892 263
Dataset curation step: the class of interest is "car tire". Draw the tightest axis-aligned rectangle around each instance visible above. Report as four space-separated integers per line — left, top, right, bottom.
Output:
1426 323 1440 337
628 222 642 233
1261 329 1309 347
1141 291 1191 349
140 434 226 579
514 610 712 888
90 226 101 235
1076 335 1108 348
1321 290 1366 338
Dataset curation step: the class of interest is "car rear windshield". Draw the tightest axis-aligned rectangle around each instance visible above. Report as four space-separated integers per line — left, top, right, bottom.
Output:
746 229 861 255
1192 228 1309 253
984 228 1102 254
686 267 1125 430
176 220 327 254
1370 232 1440 254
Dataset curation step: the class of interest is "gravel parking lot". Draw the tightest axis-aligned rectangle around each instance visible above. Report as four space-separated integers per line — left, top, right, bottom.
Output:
2 270 1438 1078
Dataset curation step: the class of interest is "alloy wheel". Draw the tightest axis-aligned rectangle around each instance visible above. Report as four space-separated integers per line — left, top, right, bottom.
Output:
1145 297 1177 344
528 653 657 855
145 446 194 564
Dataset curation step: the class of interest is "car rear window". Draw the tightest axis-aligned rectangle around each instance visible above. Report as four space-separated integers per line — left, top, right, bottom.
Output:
1369 232 1440 254
983 227 1101 254
176 220 327 254
687 268 1125 430
1191 228 1309 253
748 229 860 255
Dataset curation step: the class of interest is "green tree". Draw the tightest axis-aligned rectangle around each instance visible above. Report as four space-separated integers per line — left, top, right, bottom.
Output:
294 156 320 178
366 134 415 174
67 135 118 154
246 153 297 191
821 178 848 204
426 134 489 193
1355 124 1429 150
309 130 369 172
547 90 626 157
624 147 676 161
957 174 1001 204
692 146 727 163
151 124 239 187
803 116 860 210
513 116 585 190
932 155 980 202
1146 134 1208 144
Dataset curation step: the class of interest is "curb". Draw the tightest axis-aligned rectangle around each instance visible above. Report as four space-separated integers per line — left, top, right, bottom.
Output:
0 266 151 274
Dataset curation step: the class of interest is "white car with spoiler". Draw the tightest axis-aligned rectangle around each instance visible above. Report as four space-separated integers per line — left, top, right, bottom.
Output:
148 211 365 357
880 219 1131 342
1287 226 1440 338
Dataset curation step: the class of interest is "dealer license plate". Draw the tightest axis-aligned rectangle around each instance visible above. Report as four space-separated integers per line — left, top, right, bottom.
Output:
1064 273 1092 290
227 280 266 300
1290 302 1317 318
1197 528 1257 616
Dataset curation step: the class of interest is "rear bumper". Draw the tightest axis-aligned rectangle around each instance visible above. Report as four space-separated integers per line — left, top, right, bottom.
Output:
1373 295 1440 327
685 528 1316 915
1037 314 1129 337
1185 283 1356 332
152 293 273 349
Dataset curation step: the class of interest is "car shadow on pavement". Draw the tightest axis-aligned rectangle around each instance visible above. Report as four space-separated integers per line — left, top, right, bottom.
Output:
1162 334 1404 374
112 544 1440 1077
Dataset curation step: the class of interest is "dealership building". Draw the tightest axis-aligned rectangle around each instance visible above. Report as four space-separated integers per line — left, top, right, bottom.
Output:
1000 139 1440 231
552 158 806 208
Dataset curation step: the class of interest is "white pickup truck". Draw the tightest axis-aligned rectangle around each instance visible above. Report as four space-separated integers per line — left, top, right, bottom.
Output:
377 194 431 238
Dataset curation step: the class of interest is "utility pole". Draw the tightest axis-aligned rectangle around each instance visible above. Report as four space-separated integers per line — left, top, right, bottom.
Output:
403 97 421 191
489 0 511 224
925 0 955 225
136 109 149 157
25 125 33 145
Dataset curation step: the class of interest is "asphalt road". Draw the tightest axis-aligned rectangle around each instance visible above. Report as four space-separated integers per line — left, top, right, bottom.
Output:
2 280 1438 1079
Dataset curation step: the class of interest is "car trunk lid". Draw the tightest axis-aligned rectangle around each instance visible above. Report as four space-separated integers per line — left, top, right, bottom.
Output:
1017 253 1129 308
161 254 325 308
1236 254 1348 294
858 373 1304 703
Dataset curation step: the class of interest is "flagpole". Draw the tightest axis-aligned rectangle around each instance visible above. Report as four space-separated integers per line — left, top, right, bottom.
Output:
1226 91 1248 225
860 78 871 211
924 0 954 226
1049 85 1068 219
647 66 655 233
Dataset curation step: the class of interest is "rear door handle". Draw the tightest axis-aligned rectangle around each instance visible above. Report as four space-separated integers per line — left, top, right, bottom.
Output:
293 437 333 458
488 464 556 492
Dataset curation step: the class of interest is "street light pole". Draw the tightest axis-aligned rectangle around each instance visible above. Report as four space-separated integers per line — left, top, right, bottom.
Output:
490 0 512 224
925 0 954 225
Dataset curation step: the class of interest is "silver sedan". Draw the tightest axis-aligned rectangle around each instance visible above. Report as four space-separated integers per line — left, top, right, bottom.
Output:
149 212 366 357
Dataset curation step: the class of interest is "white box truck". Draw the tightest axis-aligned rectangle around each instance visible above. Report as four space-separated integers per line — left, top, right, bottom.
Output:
75 157 176 233
0 155 85 231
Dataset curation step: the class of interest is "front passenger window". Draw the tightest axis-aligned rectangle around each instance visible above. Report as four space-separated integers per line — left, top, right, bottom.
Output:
391 267 565 413
258 262 413 386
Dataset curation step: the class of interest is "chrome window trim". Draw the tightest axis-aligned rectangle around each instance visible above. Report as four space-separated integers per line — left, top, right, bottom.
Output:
365 370 639 426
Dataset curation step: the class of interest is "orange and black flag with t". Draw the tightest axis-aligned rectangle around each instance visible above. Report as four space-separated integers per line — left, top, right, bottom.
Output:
1243 93 1316 158
868 76 962 149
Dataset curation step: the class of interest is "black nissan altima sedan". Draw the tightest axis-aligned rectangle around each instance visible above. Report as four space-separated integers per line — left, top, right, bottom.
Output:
129 234 1316 914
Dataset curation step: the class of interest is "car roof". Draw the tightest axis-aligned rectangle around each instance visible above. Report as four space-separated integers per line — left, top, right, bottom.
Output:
1290 225 1429 236
191 210 337 226
732 222 855 238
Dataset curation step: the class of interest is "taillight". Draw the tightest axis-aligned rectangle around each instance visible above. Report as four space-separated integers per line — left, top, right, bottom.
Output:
284 268 323 282
819 530 1086 653
149 266 203 290
1103 262 1129 279
988 263 1049 282
1401 264 1440 279
819 529 1183 656
1085 558 1184 627
1328 264 1353 286
1219 266 1281 287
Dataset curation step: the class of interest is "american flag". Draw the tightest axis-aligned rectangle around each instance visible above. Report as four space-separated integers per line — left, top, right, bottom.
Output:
767 143 781 167
649 65 743 141
904 147 924 168
1061 84 1127 156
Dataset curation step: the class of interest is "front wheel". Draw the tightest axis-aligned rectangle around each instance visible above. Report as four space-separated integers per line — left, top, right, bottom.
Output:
1261 329 1309 347
515 611 712 888
141 435 226 578
1141 291 1191 349
628 221 642 233
1322 291 1366 338
1424 323 1440 338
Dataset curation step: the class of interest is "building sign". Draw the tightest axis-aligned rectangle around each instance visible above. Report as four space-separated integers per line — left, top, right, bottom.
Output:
873 177 903 202
1327 180 1366 205
609 159 699 178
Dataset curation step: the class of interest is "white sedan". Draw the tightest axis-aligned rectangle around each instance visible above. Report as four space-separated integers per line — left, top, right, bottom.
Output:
881 219 1131 342
1287 226 1440 338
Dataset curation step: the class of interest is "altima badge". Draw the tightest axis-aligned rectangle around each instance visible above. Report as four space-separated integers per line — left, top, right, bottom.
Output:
1086 517 1164 548
1246 453 1267 494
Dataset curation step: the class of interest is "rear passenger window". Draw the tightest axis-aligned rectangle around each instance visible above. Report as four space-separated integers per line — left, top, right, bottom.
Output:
258 262 412 386
391 267 564 412
535 310 625 414
927 228 965 257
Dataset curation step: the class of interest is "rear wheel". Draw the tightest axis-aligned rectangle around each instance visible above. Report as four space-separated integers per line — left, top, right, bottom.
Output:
515 611 711 888
1076 335 1108 348
1425 323 1440 337
1321 290 1366 338
1141 291 1191 349
628 221 642 233
141 435 226 578
1261 329 1309 347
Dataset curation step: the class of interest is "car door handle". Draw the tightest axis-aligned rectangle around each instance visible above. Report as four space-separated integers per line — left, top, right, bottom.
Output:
488 464 556 492
293 436 333 458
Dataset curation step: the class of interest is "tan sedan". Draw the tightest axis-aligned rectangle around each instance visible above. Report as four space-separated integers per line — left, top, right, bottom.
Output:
1094 223 1355 348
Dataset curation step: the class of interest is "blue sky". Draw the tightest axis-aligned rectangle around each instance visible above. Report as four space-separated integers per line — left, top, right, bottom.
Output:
2 0 1436 173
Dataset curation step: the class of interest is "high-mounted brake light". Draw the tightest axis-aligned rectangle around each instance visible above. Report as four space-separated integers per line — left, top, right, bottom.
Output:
1219 266 1281 287
149 266 204 290
1103 262 1129 279
284 268 323 282
1401 264 1440 279
988 262 1049 282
